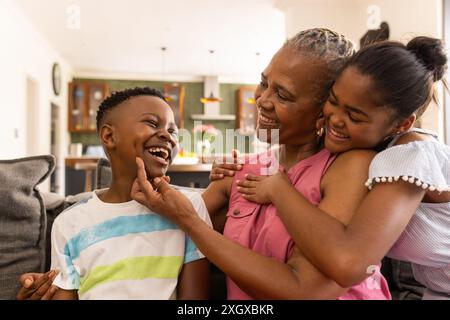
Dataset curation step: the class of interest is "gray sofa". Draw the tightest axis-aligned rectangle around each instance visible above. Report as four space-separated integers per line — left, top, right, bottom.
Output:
0 155 57 299
0 155 99 299
0 155 423 300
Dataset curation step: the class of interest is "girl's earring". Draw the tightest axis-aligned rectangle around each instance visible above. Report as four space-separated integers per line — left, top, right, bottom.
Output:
384 130 401 142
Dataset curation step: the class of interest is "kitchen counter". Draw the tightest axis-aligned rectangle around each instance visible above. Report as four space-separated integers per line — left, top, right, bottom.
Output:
65 157 212 172
65 157 212 194
168 163 212 172
65 156 100 168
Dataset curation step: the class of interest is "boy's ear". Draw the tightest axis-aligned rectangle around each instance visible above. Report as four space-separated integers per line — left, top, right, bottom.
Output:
392 114 416 135
99 124 116 151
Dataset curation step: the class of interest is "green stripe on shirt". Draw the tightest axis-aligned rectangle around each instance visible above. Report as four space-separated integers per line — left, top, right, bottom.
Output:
79 256 183 295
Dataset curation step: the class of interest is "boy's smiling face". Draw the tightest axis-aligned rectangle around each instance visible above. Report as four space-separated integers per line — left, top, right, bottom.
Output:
104 95 179 179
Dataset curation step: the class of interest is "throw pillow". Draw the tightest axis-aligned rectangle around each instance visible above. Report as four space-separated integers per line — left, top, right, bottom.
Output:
0 155 55 299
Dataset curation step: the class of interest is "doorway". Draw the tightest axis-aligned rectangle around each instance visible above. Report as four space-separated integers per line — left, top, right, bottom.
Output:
26 77 39 156
50 103 61 193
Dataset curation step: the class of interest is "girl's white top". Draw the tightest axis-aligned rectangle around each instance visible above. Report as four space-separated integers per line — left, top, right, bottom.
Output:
366 128 450 299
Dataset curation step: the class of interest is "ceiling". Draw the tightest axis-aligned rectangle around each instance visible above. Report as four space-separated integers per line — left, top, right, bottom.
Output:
16 0 286 82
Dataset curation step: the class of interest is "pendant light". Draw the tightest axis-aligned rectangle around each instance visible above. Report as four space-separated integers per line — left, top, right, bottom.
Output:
160 46 173 102
200 50 222 103
246 52 260 105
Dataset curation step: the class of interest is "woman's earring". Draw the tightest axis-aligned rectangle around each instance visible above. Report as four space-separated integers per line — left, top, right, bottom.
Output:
316 115 325 138
316 127 324 137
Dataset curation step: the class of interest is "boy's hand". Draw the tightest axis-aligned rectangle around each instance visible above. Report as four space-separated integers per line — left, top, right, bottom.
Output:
16 270 58 300
209 149 243 181
131 158 197 225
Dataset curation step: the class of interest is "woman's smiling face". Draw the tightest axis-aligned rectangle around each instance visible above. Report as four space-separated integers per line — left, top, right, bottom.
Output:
323 66 399 153
254 46 328 146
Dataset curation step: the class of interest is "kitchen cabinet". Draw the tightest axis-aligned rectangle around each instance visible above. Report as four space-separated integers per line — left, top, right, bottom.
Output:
68 82 109 132
236 86 257 135
163 84 185 128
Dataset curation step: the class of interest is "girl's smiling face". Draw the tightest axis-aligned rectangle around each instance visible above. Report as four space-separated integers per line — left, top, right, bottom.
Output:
323 66 400 154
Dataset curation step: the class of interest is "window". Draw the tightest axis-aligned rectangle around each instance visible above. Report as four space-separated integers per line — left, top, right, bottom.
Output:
444 0 450 144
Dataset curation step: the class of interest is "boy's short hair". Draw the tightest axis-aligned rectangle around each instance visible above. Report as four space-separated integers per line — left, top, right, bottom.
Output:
96 87 166 132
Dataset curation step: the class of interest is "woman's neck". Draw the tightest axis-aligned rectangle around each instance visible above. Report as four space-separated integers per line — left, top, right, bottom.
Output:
279 140 322 171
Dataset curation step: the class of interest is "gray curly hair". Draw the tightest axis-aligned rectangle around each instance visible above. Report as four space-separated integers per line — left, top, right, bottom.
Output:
285 28 355 104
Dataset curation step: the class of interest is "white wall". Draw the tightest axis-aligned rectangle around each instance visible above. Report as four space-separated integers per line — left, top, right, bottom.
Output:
0 0 73 192
355 0 443 140
276 0 362 46
276 0 444 139
277 0 441 48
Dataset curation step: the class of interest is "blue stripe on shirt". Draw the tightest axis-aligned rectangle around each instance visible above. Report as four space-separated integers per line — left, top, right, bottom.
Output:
64 214 179 260
184 235 200 264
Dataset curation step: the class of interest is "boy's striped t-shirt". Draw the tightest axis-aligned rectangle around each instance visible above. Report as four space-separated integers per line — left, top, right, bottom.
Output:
51 188 211 300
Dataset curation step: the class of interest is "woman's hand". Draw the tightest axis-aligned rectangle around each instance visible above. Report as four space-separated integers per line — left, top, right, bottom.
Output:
209 149 243 181
131 157 197 226
16 270 58 300
237 170 291 204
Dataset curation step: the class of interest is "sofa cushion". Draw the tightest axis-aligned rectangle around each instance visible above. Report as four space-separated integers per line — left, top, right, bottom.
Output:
95 157 112 189
387 258 425 300
41 192 66 271
65 191 94 205
0 155 55 299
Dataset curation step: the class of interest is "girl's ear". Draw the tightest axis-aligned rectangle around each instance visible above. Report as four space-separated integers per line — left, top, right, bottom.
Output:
392 114 417 135
100 124 116 151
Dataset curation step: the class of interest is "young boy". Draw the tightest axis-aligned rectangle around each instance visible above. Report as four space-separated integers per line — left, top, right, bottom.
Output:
50 87 211 299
